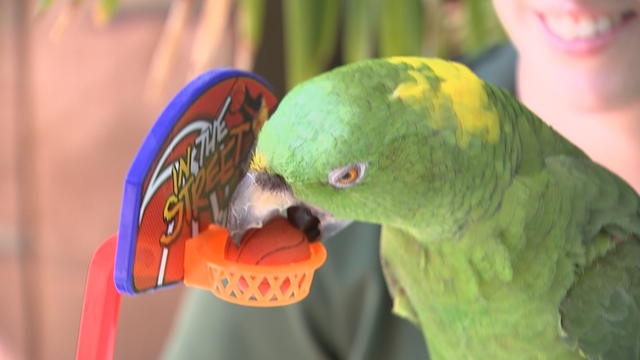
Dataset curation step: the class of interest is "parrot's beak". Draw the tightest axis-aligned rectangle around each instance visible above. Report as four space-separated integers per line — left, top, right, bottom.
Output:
227 171 351 245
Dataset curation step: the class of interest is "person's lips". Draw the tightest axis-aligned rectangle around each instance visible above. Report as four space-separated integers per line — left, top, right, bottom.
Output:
537 9 638 53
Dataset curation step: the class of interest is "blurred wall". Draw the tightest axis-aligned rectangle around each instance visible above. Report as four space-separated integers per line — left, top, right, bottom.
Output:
0 2 240 359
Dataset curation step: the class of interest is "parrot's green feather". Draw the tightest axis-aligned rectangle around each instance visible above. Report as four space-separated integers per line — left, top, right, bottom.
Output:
254 57 640 359
561 239 640 360
545 156 640 360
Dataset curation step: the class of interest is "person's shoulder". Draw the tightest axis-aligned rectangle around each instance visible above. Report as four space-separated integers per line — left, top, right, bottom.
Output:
459 42 517 93
307 221 383 296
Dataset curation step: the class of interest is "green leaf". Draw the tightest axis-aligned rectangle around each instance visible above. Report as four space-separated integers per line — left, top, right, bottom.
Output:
464 0 486 52
238 0 266 47
36 0 86 15
342 0 380 63
95 0 119 25
378 0 424 57
35 0 55 14
460 0 506 55
283 0 340 89
422 0 446 57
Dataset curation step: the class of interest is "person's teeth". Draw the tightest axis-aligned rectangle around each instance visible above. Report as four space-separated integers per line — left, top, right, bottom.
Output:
596 17 612 34
576 17 597 38
546 16 577 39
545 15 618 40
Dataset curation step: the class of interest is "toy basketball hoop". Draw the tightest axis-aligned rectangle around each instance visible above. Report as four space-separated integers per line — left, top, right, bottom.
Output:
76 69 328 360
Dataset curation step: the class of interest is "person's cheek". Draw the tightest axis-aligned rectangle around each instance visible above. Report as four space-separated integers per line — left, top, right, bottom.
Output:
492 0 523 40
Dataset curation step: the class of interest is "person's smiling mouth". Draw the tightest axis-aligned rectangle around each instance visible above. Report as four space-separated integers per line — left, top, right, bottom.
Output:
536 9 638 53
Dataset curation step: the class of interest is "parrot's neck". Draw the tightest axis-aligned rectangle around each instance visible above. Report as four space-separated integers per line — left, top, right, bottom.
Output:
487 85 588 175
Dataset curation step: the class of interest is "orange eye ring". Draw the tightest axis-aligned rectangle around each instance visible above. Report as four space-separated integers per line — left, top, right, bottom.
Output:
338 168 359 184
328 162 368 189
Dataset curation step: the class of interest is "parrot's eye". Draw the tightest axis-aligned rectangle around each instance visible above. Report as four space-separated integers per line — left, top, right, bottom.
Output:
328 162 367 188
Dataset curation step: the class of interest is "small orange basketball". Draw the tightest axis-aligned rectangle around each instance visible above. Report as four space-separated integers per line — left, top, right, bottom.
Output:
224 216 311 296
225 216 311 265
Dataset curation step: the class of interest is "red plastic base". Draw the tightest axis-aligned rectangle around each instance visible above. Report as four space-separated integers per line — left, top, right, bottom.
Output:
76 234 121 360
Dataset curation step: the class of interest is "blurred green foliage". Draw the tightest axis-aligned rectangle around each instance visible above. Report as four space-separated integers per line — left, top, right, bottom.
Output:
38 0 504 90
281 0 504 88
37 0 120 21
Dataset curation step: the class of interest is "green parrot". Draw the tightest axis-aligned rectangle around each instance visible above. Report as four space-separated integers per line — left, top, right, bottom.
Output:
228 57 640 359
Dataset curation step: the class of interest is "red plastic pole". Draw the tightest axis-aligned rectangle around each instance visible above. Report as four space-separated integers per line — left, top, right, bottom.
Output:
76 235 121 360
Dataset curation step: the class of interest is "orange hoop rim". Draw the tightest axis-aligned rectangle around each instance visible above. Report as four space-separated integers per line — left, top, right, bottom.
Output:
201 225 327 274
183 225 327 306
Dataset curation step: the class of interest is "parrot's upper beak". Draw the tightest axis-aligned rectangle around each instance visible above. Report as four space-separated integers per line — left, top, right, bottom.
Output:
227 171 351 245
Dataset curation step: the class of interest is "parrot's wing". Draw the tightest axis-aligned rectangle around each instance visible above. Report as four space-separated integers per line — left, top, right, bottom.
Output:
560 239 640 360
546 156 640 360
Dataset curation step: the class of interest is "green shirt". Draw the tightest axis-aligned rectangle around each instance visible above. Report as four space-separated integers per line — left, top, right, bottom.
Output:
163 44 517 360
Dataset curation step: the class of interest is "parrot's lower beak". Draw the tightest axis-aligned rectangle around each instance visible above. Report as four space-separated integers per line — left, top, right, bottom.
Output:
227 172 351 245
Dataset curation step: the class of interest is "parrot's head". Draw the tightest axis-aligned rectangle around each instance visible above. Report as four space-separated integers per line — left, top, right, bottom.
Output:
228 57 518 242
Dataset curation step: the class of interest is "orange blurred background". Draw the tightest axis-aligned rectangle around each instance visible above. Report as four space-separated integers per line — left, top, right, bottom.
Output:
0 1 285 358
